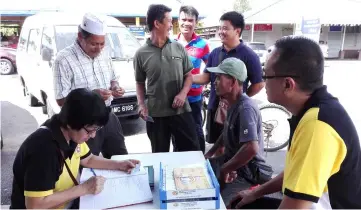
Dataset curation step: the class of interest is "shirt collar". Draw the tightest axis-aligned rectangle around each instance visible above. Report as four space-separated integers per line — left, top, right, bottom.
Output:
293 85 332 121
175 32 199 43
146 37 172 47
221 39 245 53
288 85 334 146
42 115 78 159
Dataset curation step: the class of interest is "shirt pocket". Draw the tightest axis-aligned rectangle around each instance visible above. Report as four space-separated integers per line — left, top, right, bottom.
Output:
72 65 89 88
168 55 183 69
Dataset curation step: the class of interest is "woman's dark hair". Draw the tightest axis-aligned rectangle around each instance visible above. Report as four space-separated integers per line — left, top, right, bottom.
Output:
146 4 172 31
59 88 109 130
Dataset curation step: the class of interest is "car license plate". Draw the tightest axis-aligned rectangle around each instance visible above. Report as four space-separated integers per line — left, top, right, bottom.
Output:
112 104 135 113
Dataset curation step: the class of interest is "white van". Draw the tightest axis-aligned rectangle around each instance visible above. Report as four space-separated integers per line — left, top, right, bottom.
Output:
17 12 140 118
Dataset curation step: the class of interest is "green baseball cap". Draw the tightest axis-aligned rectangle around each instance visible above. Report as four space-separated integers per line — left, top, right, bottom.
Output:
206 57 247 82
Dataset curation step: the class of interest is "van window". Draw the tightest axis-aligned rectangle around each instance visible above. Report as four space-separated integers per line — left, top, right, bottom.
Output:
18 28 30 52
41 27 54 51
41 27 55 58
27 29 41 55
54 25 140 59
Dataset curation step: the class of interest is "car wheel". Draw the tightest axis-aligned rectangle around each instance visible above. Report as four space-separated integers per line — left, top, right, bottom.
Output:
0 58 15 75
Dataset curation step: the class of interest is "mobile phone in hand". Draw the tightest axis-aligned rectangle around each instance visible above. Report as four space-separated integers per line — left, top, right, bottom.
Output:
143 116 154 123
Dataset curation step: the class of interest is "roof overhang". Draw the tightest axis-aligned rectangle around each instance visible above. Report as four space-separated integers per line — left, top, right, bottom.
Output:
243 0 361 26
0 0 205 18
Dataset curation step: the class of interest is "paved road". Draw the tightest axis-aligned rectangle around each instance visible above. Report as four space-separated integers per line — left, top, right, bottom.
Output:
1 60 360 205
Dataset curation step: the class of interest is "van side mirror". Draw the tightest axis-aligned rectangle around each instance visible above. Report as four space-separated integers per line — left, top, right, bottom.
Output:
42 48 53 62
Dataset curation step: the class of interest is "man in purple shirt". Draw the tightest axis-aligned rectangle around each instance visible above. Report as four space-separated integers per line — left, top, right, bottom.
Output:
194 11 264 146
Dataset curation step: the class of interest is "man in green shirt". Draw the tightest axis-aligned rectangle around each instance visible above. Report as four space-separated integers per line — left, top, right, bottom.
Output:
133 4 200 153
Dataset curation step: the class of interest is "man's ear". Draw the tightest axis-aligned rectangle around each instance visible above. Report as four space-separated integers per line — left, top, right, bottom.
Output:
154 20 160 29
77 32 82 41
236 28 242 37
285 81 290 88
284 78 297 91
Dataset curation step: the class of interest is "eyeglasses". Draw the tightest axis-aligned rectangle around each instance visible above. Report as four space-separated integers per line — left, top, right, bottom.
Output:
83 126 103 135
262 75 300 81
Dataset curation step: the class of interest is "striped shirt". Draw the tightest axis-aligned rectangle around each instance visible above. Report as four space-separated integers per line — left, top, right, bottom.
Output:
52 41 119 106
176 33 210 103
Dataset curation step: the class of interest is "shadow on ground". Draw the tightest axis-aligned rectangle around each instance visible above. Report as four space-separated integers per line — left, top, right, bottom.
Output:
1 101 40 205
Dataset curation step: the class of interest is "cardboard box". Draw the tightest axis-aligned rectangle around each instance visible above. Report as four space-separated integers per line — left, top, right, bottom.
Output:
159 160 220 209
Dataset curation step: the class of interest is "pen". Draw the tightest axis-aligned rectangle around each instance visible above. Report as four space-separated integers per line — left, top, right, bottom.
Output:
90 168 97 176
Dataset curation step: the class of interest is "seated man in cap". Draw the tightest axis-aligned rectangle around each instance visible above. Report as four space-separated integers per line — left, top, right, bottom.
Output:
52 13 128 158
205 58 272 203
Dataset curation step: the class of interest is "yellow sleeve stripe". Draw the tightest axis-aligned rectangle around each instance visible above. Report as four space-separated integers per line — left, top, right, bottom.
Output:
24 190 53 197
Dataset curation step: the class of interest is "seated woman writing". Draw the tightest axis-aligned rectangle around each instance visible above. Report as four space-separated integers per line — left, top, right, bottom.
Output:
10 88 139 209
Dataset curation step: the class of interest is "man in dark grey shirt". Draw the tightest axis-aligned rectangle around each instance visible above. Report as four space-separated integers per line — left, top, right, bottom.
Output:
204 57 269 190
133 4 200 153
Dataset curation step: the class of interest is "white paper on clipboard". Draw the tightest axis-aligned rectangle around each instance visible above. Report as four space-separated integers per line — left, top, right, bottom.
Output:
79 167 153 209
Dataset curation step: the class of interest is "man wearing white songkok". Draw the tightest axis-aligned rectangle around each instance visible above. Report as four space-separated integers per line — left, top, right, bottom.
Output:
52 13 128 158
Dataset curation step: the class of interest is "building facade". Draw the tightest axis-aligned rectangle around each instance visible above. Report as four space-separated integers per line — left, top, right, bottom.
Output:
198 0 361 59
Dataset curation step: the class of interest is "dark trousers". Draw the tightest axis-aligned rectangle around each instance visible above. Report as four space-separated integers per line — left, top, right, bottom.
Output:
206 108 224 143
86 111 128 159
146 112 200 153
173 100 205 153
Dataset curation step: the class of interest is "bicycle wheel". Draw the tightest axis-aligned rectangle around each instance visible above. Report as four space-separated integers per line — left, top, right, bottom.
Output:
260 103 291 152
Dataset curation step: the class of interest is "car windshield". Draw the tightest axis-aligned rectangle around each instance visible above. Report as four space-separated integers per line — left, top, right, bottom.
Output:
248 43 266 50
54 25 141 59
